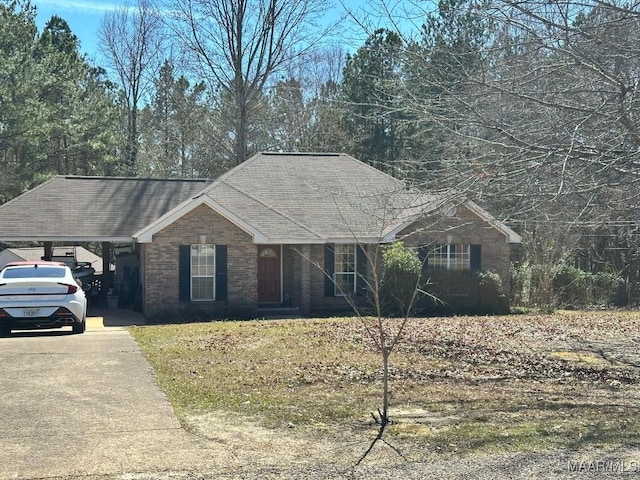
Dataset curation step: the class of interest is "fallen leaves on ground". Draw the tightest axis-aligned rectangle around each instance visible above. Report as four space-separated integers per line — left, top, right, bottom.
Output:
324 312 640 386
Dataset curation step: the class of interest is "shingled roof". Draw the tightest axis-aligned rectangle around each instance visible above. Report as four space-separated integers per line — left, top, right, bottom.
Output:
207 152 438 242
0 176 210 241
0 153 520 245
135 152 443 243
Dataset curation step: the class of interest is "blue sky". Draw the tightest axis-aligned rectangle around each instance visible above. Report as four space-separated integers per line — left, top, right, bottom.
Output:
33 0 422 61
35 0 122 59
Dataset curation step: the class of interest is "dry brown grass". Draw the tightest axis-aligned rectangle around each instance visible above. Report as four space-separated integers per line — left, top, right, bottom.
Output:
129 311 640 455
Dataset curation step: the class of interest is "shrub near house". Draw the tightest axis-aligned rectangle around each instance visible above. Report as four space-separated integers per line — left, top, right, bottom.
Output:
423 270 509 315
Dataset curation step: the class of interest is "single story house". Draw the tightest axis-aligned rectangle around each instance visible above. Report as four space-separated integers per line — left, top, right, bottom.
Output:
0 152 521 317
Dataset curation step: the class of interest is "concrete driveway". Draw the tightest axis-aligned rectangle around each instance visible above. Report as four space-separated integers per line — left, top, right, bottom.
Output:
0 310 212 479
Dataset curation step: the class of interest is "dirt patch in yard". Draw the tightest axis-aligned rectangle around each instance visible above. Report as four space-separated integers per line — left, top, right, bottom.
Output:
130 311 640 477
175 411 640 479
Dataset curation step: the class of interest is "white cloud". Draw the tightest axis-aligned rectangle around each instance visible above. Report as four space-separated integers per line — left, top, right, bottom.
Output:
36 0 122 14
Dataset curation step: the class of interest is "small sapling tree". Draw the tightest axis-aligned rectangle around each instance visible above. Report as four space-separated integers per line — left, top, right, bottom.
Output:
352 240 427 466
296 238 430 465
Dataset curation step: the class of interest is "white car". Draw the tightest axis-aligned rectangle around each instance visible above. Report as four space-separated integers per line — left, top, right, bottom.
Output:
0 261 87 336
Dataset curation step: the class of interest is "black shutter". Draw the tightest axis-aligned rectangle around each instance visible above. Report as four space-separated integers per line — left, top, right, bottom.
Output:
470 244 481 271
215 245 227 300
179 245 191 302
356 244 368 296
418 245 429 271
324 244 335 297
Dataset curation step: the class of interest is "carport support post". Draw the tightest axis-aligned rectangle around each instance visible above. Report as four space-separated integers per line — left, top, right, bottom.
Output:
101 242 112 306
43 242 53 261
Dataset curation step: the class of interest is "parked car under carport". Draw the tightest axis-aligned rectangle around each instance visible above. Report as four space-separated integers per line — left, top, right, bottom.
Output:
0 261 87 335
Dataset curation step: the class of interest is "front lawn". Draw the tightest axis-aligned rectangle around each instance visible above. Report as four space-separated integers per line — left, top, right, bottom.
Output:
129 311 640 455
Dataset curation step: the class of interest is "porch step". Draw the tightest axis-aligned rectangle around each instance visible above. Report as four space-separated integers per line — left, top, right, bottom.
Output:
257 306 301 319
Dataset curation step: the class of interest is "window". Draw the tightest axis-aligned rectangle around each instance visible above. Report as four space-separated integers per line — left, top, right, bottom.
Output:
259 247 278 258
427 244 470 271
191 244 215 300
2 266 66 279
324 244 367 298
334 244 356 295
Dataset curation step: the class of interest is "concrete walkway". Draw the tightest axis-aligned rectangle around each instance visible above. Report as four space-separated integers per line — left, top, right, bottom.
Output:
0 311 214 479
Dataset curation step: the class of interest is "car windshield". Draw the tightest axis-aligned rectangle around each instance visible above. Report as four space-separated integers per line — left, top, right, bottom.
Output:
2 267 66 279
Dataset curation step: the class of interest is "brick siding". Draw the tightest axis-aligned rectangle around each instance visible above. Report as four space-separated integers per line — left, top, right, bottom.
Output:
397 204 513 294
143 204 257 318
141 203 514 318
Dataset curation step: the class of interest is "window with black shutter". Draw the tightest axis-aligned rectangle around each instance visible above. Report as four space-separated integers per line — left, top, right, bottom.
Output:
325 244 367 296
178 244 228 301
324 244 335 297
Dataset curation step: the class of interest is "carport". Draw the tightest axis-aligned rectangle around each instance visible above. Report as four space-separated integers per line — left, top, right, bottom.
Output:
0 175 210 310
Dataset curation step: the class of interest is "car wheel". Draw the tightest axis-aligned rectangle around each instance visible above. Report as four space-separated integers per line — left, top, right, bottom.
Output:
72 316 86 334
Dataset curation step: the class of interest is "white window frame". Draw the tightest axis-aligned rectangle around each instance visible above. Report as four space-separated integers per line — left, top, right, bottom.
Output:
427 244 470 271
334 244 357 296
191 244 216 301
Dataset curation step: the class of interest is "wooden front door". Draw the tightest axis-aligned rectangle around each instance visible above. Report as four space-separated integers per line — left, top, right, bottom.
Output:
257 245 281 303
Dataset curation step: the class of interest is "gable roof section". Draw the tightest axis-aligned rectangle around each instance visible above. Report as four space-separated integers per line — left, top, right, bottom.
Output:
136 152 444 243
0 176 210 242
466 201 522 244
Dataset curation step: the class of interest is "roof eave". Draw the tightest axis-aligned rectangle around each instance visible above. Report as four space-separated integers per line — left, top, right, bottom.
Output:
323 236 386 244
379 200 522 245
0 236 134 243
465 200 522 244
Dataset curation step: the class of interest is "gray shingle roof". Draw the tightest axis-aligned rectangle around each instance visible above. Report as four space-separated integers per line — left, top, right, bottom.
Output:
202 152 439 242
0 176 210 241
0 154 462 244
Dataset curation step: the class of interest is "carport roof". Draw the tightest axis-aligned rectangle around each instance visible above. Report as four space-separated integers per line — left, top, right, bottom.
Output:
0 176 211 242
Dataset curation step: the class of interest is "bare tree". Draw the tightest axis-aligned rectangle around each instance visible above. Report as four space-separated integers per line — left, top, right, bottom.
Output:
163 0 332 166
357 0 640 305
465 1 640 207
280 45 349 153
99 0 165 173
456 0 640 303
257 44 349 152
293 187 458 466
351 241 426 467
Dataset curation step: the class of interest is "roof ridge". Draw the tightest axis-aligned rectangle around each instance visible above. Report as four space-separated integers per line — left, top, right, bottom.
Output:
261 151 342 157
205 152 405 190
62 175 211 182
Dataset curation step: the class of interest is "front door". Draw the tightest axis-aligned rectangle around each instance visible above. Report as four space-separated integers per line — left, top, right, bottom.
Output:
257 245 281 303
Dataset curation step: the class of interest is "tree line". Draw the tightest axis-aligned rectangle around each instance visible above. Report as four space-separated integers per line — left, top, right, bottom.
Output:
2 0 640 307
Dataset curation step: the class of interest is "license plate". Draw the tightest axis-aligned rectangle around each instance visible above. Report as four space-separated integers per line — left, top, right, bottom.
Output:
23 308 40 317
